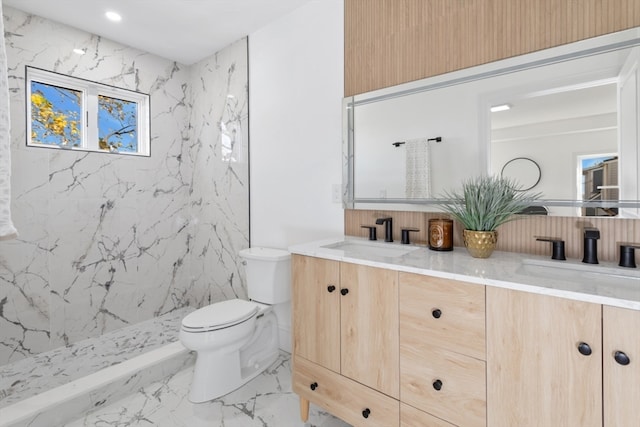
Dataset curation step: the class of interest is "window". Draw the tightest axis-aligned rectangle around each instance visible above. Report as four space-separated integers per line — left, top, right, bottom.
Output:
26 67 150 156
578 153 619 216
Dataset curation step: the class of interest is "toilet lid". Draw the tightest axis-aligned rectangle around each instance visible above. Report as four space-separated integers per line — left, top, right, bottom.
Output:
182 299 259 331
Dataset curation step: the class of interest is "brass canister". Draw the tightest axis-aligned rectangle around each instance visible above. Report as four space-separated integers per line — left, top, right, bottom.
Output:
428 218 453 251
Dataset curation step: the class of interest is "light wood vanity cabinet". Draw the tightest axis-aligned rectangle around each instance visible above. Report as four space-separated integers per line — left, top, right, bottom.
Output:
487 287 640 427
292 252 640 427
291 255 399 426
399 272 487 427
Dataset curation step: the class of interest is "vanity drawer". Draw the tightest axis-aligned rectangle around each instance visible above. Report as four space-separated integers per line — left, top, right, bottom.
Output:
401 344 486 427
293 356 400 427
400 272 486 360
401 403 456 427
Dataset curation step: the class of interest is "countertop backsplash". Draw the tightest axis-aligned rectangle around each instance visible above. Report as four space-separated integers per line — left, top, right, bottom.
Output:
345 209 640 264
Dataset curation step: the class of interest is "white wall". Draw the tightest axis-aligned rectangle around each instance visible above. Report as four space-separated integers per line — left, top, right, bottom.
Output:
249 0 344 249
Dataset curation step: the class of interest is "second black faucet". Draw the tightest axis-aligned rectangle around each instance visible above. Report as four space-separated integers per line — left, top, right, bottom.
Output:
376 217 393 242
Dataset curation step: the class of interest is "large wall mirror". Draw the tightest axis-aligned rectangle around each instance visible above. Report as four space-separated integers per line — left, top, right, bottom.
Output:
344 27 640 217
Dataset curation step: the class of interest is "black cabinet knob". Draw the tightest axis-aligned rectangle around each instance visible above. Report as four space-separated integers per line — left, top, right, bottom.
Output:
310 382 318 391
362 408 371 418
433 379 443 391
578 342 592 356
340 288 349 296
614 351 631 366
432 309 442 319
327 285 336 293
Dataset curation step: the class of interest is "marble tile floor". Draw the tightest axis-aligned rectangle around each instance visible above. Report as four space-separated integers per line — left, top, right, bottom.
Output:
65 352 352 427
0 307 195 409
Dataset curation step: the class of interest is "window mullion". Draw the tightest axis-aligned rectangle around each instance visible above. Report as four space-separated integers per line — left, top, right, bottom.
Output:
86 86 99 151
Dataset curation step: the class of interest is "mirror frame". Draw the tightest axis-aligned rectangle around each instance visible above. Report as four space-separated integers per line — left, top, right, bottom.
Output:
343 27 640 213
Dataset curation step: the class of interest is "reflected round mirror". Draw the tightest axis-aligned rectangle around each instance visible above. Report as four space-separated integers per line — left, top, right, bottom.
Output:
501 157 541 191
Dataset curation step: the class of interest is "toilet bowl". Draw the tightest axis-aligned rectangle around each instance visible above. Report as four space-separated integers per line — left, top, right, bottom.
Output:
180 247 291 403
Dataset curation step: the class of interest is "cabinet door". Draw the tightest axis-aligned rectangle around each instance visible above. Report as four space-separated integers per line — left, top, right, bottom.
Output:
486 287 602 427
340 262 399 398
292 255 341 372
603 305 640 427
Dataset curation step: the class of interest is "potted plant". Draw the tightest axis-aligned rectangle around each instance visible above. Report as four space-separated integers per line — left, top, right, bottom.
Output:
440 175 541 258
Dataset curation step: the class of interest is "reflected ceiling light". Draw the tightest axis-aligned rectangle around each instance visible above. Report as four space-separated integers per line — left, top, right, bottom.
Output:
105 11 122 22
490 104 512 112
73 48 86 55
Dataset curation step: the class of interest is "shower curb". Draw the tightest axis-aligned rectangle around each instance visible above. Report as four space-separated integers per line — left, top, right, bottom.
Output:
0 341 194 427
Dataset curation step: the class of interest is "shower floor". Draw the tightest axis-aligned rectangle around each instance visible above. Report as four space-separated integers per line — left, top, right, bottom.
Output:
0 306 194 410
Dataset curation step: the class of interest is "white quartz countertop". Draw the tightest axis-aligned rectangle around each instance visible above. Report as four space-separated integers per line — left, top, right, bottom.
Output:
289 236 640 311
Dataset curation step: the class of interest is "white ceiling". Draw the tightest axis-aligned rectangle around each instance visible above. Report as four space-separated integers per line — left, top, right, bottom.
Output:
491 83 618 130
2 0 315 64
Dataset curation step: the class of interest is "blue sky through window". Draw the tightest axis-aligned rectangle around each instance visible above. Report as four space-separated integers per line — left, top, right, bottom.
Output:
30 81 82 146
98 95 138 152
582 156 615 169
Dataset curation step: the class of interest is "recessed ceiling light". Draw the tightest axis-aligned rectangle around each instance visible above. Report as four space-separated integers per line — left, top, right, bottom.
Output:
490 104 512 113
73 48 86 55
105 11 122 22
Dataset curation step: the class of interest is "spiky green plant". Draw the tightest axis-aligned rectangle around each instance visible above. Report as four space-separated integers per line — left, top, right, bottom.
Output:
440 175 541 231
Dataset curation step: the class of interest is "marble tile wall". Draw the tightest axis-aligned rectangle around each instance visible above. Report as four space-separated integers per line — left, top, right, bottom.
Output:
0 7 249 366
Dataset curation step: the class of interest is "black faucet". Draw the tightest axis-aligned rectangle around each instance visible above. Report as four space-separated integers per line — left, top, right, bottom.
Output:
361 225 377 241
582 227 600 264
375 217 393 242
535 236 566 260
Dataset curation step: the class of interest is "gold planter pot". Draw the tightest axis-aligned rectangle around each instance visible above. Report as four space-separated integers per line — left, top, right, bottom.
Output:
463 230 498 258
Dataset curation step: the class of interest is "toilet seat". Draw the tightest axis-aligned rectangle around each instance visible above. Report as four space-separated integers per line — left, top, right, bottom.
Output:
181 299 259 333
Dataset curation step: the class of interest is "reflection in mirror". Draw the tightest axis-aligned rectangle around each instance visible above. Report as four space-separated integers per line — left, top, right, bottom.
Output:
500 158 541 192
489 83 619 216
346 27 640 218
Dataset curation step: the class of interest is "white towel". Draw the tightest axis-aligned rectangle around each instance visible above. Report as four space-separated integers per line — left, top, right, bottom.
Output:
0 2 18 240
405 137 432 198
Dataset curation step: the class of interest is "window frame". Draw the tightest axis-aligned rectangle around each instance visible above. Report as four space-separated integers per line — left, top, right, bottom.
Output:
25 66 151 157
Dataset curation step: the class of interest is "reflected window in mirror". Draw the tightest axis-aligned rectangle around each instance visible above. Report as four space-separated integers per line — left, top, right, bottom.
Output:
579 154 619 216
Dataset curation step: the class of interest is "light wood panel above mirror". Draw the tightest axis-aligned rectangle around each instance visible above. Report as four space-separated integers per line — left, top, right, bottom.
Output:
345 0 640 96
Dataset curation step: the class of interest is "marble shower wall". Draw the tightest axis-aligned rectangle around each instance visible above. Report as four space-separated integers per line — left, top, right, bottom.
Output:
0 7 249 366
187 42 250 306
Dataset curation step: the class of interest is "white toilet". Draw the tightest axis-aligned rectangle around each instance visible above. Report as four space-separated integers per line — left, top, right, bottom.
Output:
179 247 291 403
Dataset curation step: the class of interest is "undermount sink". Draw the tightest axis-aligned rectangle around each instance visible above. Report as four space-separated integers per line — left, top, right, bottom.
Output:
519 258 640 287
322 240 421 258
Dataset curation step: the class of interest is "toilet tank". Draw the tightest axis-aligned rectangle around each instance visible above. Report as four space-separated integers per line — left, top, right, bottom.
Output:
239 247 291 304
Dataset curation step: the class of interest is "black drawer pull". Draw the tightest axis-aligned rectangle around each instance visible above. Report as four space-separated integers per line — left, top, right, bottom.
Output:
577 342 592 356
362 408 371 418
340 288 349 296
614 351 631 366
310 382 318 391
433 379 443 391
327 285 336 292
432 309 442 319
